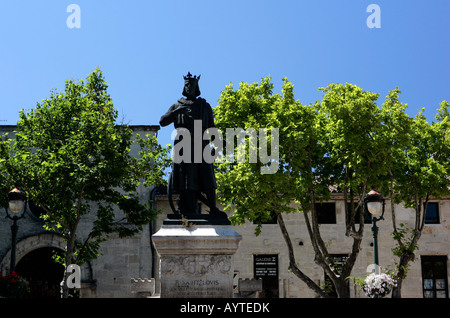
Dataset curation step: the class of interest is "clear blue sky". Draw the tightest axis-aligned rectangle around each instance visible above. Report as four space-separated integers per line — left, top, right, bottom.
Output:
0 0 449 148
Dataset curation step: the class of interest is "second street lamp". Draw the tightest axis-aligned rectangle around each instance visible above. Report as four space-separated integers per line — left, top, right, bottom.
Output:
5 187 28 273
364 188 385 275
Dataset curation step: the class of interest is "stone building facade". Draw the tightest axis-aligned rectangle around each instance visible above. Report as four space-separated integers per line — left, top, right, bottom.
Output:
1 124 448 298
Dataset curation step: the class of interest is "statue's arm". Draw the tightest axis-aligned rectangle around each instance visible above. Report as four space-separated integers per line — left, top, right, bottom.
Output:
160 103 193 127
159 104 178 127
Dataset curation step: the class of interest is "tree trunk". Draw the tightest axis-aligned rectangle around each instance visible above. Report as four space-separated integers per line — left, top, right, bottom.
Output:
335 279 350 298
392 250 415 298
391 279 403 298
275 211 330 298
61 230 77 298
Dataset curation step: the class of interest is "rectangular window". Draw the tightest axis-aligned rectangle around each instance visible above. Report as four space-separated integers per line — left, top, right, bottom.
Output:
316 202 336 224
421 255 448 298
424 203 440 224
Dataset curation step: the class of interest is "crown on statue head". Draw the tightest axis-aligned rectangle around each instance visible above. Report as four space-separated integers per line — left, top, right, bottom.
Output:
183 72 201 81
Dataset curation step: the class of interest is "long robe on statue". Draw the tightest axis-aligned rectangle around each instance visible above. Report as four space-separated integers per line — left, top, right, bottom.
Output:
160 97 217 196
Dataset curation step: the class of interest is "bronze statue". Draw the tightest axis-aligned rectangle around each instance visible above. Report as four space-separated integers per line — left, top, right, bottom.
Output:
160 73 228 223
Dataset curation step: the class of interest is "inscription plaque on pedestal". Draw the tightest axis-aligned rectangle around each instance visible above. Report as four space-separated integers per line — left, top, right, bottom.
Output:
161 255 232 297
152 224 242 298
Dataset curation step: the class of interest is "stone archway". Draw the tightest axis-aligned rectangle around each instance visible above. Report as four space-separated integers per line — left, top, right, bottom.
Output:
0 233 67 297
1 233 96 297
15 246 65 297
0 233 66 274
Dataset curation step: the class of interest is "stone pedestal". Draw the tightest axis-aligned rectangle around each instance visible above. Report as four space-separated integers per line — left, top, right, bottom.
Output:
152 220 242 298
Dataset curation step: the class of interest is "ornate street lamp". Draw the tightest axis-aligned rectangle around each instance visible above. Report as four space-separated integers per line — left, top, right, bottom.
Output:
364 188 385 274
5 187 28 273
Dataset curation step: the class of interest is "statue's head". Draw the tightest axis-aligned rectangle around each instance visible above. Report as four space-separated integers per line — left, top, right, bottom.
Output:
182 72 201 98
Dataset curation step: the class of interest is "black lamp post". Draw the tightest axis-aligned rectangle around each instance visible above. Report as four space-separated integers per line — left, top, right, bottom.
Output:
5 187 27 273
364 188 385 274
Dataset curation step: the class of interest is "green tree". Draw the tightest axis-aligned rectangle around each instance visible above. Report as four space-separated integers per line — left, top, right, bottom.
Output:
0 68 171 297
215 77 449 298
313 83 387 297
381 92 450 297
215 78 389 297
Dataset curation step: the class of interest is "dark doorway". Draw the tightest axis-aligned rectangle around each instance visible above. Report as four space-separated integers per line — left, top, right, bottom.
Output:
15 247 65 298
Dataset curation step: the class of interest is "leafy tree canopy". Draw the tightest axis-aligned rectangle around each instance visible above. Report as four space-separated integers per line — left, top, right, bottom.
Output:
0 68 171 270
